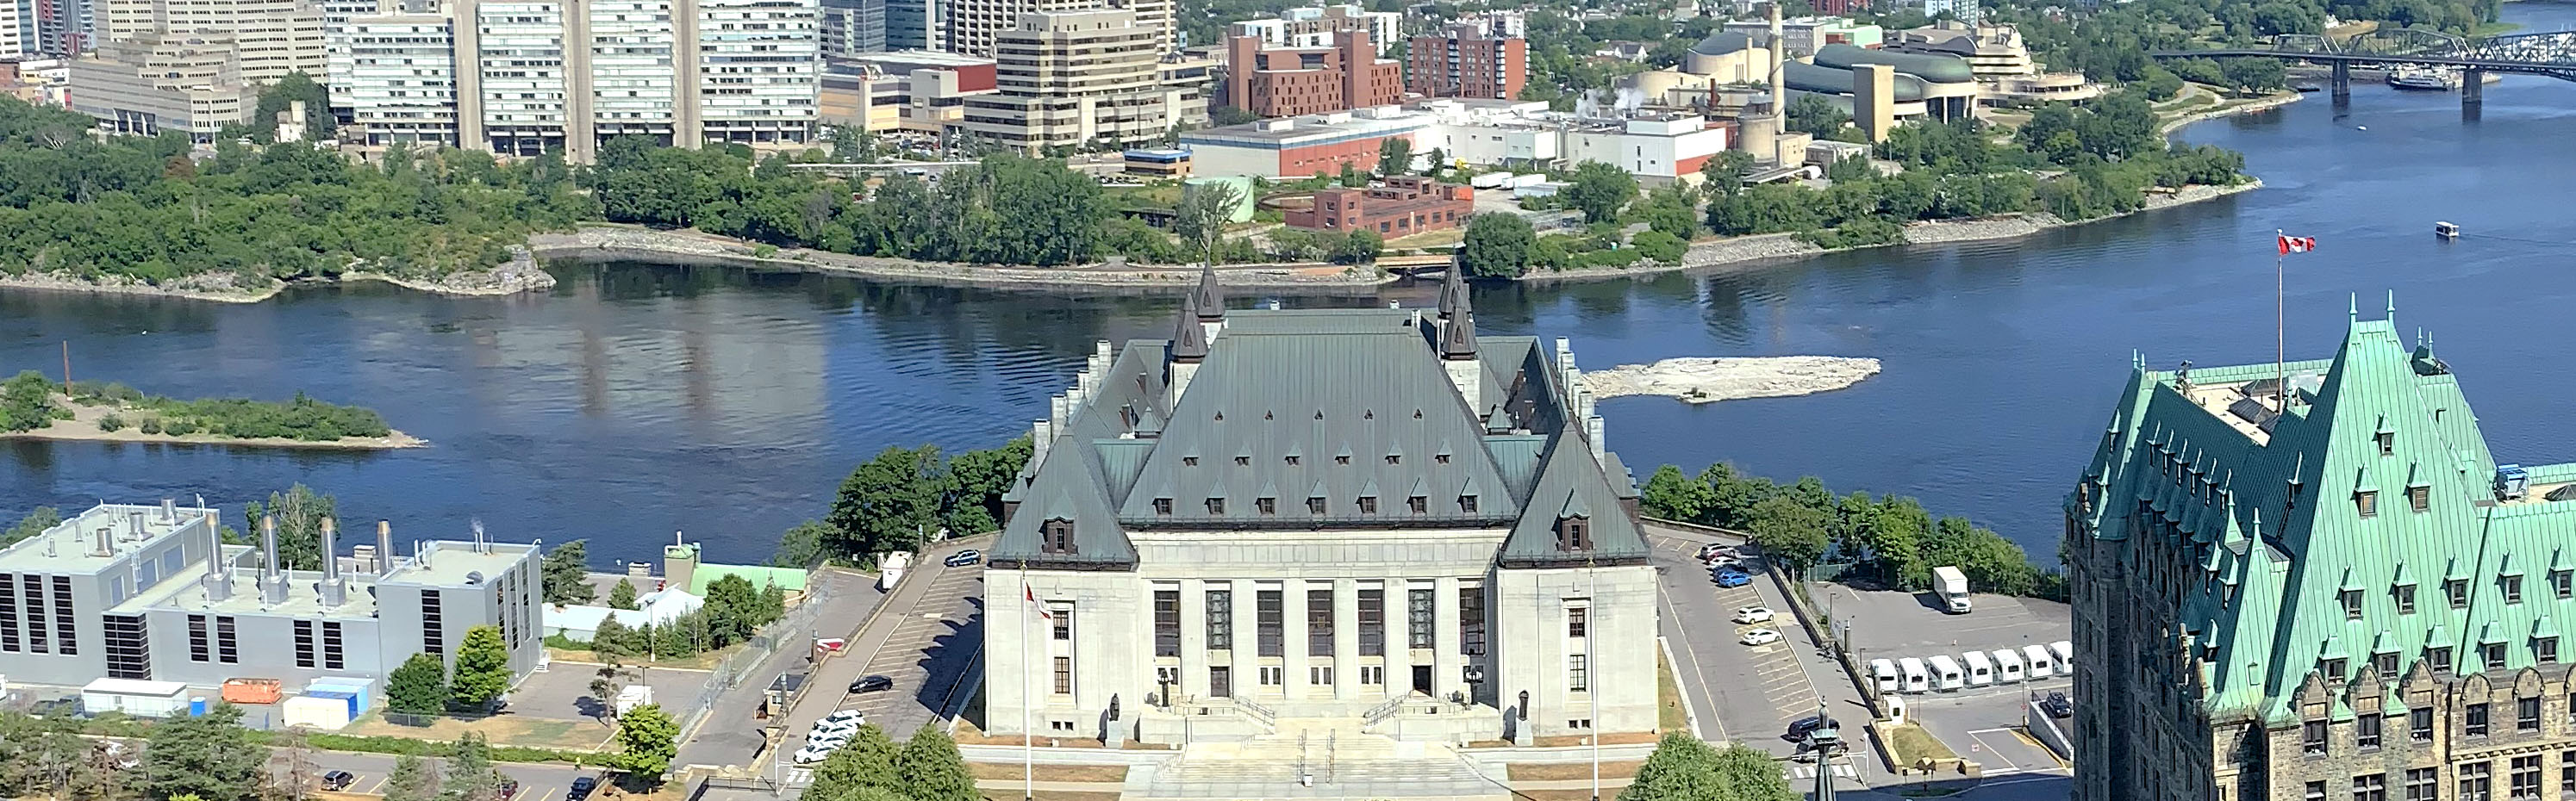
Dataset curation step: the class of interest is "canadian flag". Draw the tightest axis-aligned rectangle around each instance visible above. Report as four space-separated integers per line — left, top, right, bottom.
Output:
2278 234 2317 255
1024 583 1052 619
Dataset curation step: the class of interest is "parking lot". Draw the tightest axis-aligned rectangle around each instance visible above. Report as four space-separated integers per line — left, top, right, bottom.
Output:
1827 586 2071 669
1644 525 1866 785
772 541 987 779
511 661 713 723
1902 692 2068 777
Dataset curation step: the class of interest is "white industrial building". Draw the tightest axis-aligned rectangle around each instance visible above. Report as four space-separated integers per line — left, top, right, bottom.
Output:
982 270 1658 746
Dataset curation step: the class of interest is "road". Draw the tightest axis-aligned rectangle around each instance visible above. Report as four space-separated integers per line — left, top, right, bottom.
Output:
672 566 886 770
766 537 988 783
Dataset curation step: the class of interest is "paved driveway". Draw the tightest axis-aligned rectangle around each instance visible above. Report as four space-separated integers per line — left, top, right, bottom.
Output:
770 538 988 785
1904 692 2068 777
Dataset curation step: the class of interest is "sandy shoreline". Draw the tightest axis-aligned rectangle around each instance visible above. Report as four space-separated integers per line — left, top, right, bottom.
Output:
1586 357 1883 403
0 394 427 450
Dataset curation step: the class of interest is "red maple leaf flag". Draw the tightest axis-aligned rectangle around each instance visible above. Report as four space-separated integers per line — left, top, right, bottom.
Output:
2278 234 2317 255
1025 582 1051 619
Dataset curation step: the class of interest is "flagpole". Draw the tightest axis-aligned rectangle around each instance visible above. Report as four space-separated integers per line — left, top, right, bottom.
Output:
2275 229 2286 413
1587 555 1599 801
1024 581 1034 801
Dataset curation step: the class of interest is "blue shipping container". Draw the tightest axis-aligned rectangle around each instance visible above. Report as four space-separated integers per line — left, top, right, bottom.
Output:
309 690 360 719
309 680 372 713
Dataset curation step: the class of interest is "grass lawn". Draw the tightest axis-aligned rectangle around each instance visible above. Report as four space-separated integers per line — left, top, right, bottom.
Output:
545 643 745 672
1657 652 1687 733
1385 228 1465 249
968 763 1129 783
1507 761 1644 781
1103 183 1185 210
1882 723 1958 765
340 712 609 752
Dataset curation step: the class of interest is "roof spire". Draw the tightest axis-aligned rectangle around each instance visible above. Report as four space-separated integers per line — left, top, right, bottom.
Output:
1437 260 1469 320
1441 306 1479 359
1193 263 1225 321
2348 292 2358 325
1171 293 1210 362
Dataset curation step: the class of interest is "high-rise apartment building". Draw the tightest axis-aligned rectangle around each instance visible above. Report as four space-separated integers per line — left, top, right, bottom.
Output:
1406 22 1524 101
957 8 1201 152
882 0 939 49
1226 3 1397 52
1221 29 1400 118
2067 304 2576 801
327 0 818 161
820 0 886 55
940 0 1163 57
0 3 30 58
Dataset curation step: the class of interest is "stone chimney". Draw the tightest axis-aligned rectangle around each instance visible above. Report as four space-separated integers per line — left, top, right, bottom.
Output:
319 518 346 608
1441 313 1481 414
259 516 288 605
1032 419 1053 468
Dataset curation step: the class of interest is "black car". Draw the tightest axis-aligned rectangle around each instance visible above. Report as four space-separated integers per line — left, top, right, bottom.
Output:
569 777 599 799
320 771 357 791
2041 692 2073 718
944 550 982 568
851 674 895 693
1785 714 1836 742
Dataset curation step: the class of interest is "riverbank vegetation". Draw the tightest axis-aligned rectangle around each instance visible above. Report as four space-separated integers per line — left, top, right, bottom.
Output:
1641 464 2066 600
0 371 396 442
0 94 594 291
762 435 1033 566
542 574 789 661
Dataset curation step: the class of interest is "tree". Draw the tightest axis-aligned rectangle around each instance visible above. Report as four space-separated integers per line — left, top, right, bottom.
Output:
609 704 680 781
1619 732 1724 801
1334 229 1383 264
1209 105 1259 126
449 625 512 711
771 519 833 568
383 754 439 801
1785 94 1853 139
703 574 761 645
439 734 502 801
806 725 902 800
1170 180 1244 268
942 436 1030 540
1562 160 1639 224
243 484 335 571
1707 741 1798 801
1459 213 1537 278
1630 230 1687 264
589 660 630 722
541 540 596 605
1700 151 1755 197
899 727 977 801
270 727 321 801
144 704 267 801
251 71 335 143
826 445 944 560
2219 57 2286 96
607 579 639 610
387 653 450 717
1376 136 1414 177
3 506 60 546
1639 465 1717 523
1745 496 1831 572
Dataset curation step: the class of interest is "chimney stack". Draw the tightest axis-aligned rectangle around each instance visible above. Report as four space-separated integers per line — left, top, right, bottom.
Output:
161 498 177 523
377 520 394 574
259 516 288 605
94 526 114 557
320 518 346 608
204 513 233 601
128 511 145 540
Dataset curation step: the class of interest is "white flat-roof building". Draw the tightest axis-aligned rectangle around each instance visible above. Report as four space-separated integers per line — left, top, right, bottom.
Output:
1227 3 1399 53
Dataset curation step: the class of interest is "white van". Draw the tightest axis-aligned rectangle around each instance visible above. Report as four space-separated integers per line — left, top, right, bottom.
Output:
1961 650 1996 687
2049 640 2074 669
1870 659 1902 694
1899 657 1930 693
1927 655 1966 692
1992 648 2026 683
2023 644 2056 679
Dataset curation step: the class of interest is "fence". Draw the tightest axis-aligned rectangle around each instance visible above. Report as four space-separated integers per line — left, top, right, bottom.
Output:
673 576 843 742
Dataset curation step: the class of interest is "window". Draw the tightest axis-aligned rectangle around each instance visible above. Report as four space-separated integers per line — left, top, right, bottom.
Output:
2559 570 2574 599
2379 430 2396 456
2358 774 2387 801
186 613 209 662
2507 575 2526 604
2450 579 2472 607
1307 496 1325 514
2463 762 2492 801
1357 665 1382 686
1407 588 1434 649
2488 643 2509 671
215 616 238 664
1308 589 1334 657
1357 589 1384 656
1052 656 1072 693
2514 756 2542 800
2522 696 2543 732
2562 751 2576 795
2469 702 2492 737
1257 497 1276 515
1568 605 1587 638
1153 498 1172 515
0 574 16 654
2376 650 2400 677
1568 654 1588 692
102 615 149 680
1153 590 1180 657
1358 495 1377 514
2432 646 2454 673
2405 768 2438 801
2311 781 2330 801
2324 658 2348 682
2344 588 2365 619
2358 712 2383 749
2359 490 2380 517
294 620 316 668
2398 584 2418 614
1459 587 1486 656
1556 516 1590 551
1258 666 1282 686
1051 605 1073 641
1256 590 1282 657
1206 497 1226 515
1567 718 1594 730
48 576 72 656
2542 637 2560 665
1460 494 1478 512
1206 589 1232 649
1309 666 1332 686
2304 720 2329 754
1041 518 1076 554
2411 707 2435 742
2411 485 2431 512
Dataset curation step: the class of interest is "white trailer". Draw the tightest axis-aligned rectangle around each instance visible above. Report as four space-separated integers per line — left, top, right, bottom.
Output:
1961 649 1996 686
1932 565 1972 613
82 678 192 718
1927 655 1966 692
1992 648 2026 683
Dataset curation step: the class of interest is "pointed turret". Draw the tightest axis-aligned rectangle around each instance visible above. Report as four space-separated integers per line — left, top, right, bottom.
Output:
1440 288 1482 412
1437 261 1469 320
1171 294 1210 363
1192 263 1225 321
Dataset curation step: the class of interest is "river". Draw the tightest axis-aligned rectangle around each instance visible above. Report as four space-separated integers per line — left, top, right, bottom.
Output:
10 7 2576 563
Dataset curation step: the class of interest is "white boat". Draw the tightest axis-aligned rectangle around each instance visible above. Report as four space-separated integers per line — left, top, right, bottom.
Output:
2436 221 2461 239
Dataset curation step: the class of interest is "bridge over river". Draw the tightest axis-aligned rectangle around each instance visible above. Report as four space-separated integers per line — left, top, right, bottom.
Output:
2154 28 2576 106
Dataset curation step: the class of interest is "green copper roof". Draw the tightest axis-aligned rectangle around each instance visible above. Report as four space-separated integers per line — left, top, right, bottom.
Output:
2073 310 2576 726
1812 43 1978 84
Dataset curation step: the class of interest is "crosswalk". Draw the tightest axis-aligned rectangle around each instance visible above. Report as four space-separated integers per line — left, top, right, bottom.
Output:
1784 763 1858 780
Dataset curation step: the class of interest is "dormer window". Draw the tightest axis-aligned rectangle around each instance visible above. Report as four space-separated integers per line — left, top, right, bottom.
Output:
1358 495 1377 514
1307 496 1325 514
1153 498 1172 515
1257 497 1276 515
1436 454 1450 464
1336 455 1350 465
1556 516 1591 552
2378 431 2395 456
1234 456 1250 466
1407 495 1427 513
1286 456 1300 466
2409 485 2429 512
1040 518 1076 555
1183 456 1199 467
1206 497 1226 515
2357 490 2379 518
1386 454 1400 465
1459 494 1478 512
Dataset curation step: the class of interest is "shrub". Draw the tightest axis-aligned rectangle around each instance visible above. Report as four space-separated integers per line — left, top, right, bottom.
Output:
98 414 126 432
139 418 163 434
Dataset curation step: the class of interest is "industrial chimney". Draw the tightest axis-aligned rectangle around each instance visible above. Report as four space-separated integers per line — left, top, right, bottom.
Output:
203 513 233 602
319 518 346 608
161 498 178 523
259 515 289 605
376 520 395 574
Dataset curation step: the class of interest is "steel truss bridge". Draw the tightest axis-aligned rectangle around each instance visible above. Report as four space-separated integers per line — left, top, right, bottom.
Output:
2154 28 2576 103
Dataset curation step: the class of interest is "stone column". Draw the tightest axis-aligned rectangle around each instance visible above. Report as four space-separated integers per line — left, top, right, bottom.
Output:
1285 580 1311 702
1229 581 1257 698
1333 578 1359 701
1382 577 1412 700
2464 69 2485 108
1434 576 1464 703
1178 579 1207 699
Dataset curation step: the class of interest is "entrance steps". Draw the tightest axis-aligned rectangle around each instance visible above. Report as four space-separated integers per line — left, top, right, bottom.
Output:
1142 718 1497 798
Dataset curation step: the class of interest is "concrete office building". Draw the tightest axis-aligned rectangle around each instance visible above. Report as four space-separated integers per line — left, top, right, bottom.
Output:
327 0 818 160
1406 22 1523 102
983 269 1657 744
882 0 939 49
818 49 995 132
1226 3 1397 53
957 8 1203 152
943 0 1165 58
820 0 886 55
0 501 542 690
70 35 259 136
1720 16 1880 58
2067 303 2576 801
1887 21 2099 105
99 0 325 79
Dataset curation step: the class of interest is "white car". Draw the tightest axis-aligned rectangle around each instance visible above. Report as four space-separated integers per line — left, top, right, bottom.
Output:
1732 605 1775 624
1740 628 1783 647
1706 556 1743 569
792 742 842 765
806 728 856 747
816 710 866 728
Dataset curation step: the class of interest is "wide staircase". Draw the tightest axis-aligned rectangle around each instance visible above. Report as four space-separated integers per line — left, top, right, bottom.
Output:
1142 717 1499 799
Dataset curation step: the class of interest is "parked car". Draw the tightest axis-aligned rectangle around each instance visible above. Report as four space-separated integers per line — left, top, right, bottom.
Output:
850 674 895 693
794 742 843 764
321 771 357 791
1786 714 1836 742
1696 543 1731 561
1712 569 1752 588
812 717 865 737
497 780 521 800
1706 556 1743 569
1732 605 1775 624
569 777 598 799
2041 692 2073 718
945 550 982 568
816 709 866 727
1739 628 1782 646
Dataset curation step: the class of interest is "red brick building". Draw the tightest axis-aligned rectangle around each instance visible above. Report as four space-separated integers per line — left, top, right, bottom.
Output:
1285 176 1475 237
1407 23 1527 101
1223 30 1405 118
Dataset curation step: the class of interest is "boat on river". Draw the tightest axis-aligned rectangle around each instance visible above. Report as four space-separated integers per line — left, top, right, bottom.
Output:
2436 221 2461 239
2388 69 2457 91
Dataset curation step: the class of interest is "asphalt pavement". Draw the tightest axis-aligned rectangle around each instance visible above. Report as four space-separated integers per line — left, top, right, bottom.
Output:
671 566 886 770
766 537 989 784
293 750 601 801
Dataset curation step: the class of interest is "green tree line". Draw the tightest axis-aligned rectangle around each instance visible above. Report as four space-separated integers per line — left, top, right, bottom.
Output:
52 376 395 441
1641 463 2067 600
772 435 1032 565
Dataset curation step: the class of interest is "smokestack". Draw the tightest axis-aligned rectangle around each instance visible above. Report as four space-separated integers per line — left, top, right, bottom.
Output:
1768 1 1786 127
128 511 145 540
377 520 394 574
204 512 233 602
161 498 177 523
320 518 346 608
260 515 288 605
95 527 113 557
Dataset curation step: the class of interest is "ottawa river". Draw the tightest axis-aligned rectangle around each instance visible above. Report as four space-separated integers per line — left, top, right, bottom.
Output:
10 4 2576 563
